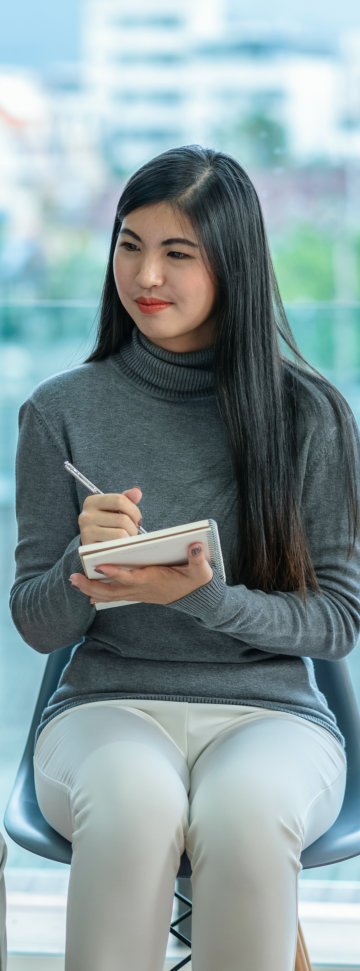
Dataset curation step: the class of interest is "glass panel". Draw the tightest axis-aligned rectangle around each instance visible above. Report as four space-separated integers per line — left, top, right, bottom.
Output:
0 303 95 869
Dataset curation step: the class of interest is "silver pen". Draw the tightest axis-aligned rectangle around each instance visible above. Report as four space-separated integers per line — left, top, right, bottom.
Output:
64 461 147 534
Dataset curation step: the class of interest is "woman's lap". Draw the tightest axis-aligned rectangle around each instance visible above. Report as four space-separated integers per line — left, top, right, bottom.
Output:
33 700 346 971
34 698 346 854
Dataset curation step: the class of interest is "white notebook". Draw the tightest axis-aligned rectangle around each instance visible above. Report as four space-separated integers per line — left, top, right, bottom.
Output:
79 518 225 610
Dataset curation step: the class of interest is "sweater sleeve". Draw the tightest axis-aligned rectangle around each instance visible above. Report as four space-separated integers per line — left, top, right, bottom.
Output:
168 407 360 660
10 399 96 653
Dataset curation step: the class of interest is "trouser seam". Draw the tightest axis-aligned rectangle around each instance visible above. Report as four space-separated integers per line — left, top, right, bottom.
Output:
302 761 346 837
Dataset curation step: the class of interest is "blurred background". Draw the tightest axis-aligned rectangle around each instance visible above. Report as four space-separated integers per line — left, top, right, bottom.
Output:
1 0 360 963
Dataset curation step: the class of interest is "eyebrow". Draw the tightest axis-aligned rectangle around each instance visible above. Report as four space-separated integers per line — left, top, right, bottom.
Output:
119 227 199 248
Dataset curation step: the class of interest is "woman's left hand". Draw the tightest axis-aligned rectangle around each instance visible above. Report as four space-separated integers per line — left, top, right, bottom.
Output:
69 543 213 606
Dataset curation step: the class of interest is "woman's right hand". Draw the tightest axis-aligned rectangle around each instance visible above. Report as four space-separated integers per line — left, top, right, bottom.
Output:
78 486 143 545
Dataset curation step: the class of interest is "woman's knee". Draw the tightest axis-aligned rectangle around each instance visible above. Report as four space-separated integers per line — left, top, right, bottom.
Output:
35 706 190 851
188 779 303 884
72 742 189 855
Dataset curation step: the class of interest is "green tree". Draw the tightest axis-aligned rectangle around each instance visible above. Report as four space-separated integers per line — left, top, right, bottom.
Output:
215 111 288 168
272 225 335 301
42 230 106 301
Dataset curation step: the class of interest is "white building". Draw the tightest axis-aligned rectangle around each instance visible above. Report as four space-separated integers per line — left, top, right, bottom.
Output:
81 0 360 170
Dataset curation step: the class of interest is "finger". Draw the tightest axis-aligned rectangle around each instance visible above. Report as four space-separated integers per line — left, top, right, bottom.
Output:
69 574 94 596
123 486 142 504
70 573 136 604
69 573 116 598
83 492 143 528
70 568 137 588
186 543 213 580
93 564 138 577
80 509 139 537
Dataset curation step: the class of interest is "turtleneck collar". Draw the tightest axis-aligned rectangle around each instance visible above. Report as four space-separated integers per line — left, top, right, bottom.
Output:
114 326 215 400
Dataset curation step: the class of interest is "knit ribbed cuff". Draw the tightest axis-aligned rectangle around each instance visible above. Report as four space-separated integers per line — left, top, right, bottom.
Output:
167 568 227 623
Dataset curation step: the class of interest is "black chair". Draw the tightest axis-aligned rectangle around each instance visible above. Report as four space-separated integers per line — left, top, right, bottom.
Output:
4 647 360 970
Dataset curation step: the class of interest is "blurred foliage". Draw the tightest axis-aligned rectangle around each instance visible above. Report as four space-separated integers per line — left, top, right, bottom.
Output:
43 229 106 300
215 111 288 168
235 113 288 167
271 225 336 301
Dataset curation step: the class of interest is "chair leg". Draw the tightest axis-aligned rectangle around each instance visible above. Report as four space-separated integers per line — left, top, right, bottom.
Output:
171 888 311 971
295 920 312 971
170 883 192 970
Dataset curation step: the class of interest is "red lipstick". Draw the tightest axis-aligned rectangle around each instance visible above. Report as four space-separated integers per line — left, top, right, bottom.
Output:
135 297 172 315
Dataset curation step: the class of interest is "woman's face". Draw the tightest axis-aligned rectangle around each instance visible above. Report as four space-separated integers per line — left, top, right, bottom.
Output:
113 202 217 353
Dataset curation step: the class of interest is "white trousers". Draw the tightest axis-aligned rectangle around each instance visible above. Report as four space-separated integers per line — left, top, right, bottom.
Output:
34 699 346 971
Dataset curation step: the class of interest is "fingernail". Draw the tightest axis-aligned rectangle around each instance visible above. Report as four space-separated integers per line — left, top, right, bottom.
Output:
191 545 202 556
95 568 106 575
138 517 144 527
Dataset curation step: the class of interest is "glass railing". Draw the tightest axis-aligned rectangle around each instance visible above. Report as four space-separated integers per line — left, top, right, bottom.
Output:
1 301 360 892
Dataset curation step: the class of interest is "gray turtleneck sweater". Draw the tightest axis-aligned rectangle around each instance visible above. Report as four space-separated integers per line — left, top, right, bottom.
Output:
10 328 360 747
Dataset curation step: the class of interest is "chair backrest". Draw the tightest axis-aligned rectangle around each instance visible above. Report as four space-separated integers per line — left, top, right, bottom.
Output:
301 658 360 868
4 650 360 873
4 644 75 864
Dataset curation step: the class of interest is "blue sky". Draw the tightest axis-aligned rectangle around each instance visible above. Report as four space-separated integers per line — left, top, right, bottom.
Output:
1 0 360 71
0 0 82 70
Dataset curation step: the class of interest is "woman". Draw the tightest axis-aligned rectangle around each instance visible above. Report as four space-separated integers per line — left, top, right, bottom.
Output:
10 145 360 971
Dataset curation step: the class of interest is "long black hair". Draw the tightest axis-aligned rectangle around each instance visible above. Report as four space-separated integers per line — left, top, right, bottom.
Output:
86 144 358 595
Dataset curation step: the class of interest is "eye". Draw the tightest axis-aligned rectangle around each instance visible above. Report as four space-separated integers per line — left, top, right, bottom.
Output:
119 241 139 252
168 251 191 260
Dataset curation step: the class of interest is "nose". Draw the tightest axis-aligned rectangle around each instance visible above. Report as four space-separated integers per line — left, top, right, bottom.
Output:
136 254 165 289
